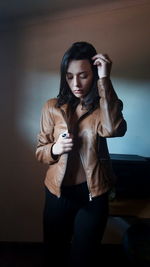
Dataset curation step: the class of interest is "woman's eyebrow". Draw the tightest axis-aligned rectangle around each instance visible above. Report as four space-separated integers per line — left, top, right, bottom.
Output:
66 71 88 75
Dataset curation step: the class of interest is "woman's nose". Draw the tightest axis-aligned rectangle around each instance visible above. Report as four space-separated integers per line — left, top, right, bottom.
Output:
73 76 80 87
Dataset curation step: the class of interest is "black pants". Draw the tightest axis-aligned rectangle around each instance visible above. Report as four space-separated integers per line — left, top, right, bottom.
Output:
43 182 109 267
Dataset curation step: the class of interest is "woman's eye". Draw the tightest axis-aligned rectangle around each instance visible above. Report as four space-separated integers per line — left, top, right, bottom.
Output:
67 76 73 80
80 75 87 79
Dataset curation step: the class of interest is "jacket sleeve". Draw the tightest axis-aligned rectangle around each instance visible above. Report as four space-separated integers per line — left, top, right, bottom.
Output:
35 100 59 164
97 77 127 137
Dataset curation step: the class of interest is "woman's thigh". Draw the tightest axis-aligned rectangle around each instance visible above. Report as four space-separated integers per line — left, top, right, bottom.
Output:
71 192 109 267
43 187 77 266
43 187 75 243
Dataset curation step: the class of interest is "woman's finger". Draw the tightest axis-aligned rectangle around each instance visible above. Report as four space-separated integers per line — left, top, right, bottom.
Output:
92 54 112 63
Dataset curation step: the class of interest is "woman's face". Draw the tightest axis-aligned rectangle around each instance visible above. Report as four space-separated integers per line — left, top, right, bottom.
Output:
66 59 94 99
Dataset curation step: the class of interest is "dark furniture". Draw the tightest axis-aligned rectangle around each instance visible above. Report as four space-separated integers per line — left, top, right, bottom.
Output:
110 153 150 198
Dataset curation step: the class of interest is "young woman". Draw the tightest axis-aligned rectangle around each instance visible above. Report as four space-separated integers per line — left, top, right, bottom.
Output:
36 41 127 267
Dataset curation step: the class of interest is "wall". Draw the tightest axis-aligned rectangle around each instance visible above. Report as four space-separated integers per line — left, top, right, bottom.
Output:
0 0 150 242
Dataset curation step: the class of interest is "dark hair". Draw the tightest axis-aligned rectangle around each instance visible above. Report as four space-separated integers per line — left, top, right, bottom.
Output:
56 41 99 109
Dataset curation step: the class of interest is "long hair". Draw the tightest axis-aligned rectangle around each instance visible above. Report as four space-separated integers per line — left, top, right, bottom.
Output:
56 41 99 109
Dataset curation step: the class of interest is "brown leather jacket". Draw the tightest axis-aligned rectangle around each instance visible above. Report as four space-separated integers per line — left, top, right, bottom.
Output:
35 78 127 199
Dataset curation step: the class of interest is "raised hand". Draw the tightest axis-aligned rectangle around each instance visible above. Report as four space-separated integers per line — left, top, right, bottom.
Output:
92 54 112 78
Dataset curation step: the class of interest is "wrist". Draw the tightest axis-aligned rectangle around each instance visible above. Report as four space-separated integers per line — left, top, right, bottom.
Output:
51 143 59 160
99 74 108 79
99 70 109 79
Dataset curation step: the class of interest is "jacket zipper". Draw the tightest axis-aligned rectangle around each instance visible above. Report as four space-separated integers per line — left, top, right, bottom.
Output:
89 192 92 201
79 152 93 202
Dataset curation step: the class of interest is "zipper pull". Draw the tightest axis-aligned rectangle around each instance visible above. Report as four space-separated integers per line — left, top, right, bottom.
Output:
89 193 92 201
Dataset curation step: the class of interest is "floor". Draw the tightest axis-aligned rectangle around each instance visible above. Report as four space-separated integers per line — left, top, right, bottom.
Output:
0 217 149 266
0 242 146 267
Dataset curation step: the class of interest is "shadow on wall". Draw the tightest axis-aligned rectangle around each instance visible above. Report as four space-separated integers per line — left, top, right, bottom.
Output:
0 27 48 242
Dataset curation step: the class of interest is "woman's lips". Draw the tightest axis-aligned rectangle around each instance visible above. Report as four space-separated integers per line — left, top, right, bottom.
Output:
74 90 83 94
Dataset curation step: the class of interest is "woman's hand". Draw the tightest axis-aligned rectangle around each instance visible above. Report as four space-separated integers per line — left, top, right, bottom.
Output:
52 132 73 156
92 54 112 79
